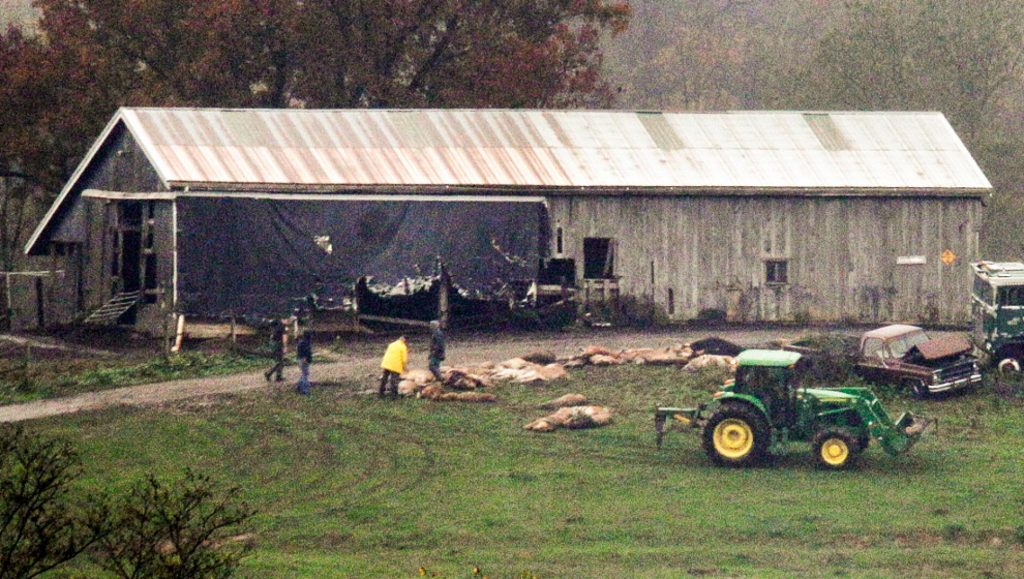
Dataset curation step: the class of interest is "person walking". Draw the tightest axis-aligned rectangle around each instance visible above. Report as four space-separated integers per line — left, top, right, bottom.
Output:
264 318 288 382
428 320 446 382
296 330 313 396
378 335 408 398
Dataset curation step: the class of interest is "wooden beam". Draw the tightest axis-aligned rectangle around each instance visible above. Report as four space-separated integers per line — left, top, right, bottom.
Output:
83 189 176 201
357 314 432 328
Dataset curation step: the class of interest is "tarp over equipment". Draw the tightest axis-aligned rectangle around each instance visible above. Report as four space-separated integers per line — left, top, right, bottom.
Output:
176 198 545 318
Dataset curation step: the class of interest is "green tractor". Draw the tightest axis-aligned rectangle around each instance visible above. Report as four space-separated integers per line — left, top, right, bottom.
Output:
655 350 932 469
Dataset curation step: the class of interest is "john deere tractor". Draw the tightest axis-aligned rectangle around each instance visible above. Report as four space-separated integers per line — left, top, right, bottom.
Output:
655 350 931 469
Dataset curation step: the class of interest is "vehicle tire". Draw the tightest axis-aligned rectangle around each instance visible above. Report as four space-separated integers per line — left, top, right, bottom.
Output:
812 429 860 470
701 402 770 468
998 357 1021 375
904 378 930 400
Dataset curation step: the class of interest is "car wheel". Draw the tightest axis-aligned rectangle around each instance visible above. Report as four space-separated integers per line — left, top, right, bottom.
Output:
998 357 1021 374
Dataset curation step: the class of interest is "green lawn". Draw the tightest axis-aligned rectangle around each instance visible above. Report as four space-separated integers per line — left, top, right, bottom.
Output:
32 365 1024 577
0 350 272 405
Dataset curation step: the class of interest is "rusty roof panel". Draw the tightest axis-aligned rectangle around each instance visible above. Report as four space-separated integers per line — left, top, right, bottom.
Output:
119 108 991 190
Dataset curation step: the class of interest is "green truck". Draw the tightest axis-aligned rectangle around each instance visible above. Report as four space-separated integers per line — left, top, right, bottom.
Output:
655 350 931 469
971 261 1024 372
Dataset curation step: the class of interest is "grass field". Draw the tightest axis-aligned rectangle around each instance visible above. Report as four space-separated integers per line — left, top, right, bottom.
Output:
31 365 1024 578
0 350 273 405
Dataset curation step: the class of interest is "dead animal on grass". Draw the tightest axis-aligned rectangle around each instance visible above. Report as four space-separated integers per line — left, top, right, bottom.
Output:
589 354 622 366
398 379 422 397
521 350 557 365
443 369 488 391
418 384 496 403
403 369 437 385
683 354 737 373
539 393 588 409
524 405 613 432
582 345 615 357
535 363 568 382
499 357 531 370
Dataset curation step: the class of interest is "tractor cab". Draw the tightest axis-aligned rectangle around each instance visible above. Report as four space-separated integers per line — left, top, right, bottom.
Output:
727 350 806 427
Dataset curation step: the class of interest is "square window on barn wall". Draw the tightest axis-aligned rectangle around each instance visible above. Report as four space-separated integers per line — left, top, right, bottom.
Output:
765 259 788 284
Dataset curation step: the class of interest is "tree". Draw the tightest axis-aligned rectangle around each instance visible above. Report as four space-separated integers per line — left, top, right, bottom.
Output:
0 0 631 236
0 426 101 578
772 0 1024 144
91 469 255 579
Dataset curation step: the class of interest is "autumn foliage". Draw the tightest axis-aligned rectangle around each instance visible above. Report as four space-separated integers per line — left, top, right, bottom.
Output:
0 0 630 198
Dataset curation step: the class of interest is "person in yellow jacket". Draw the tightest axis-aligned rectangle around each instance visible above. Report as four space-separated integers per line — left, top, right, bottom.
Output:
378 335 408 398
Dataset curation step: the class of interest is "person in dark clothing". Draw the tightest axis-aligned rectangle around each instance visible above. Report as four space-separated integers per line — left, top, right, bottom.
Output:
296 330 313 395
428 320 446 382
264 318 288 382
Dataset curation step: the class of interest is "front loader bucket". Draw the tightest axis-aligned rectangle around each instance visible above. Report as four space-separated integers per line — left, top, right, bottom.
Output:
879 412 934 455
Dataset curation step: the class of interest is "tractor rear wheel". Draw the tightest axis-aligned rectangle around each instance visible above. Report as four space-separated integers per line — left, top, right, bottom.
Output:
702 402 770 467
812 429 861 470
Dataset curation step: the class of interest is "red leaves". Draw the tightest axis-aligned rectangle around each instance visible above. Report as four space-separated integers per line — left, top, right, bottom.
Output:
2 0 631 197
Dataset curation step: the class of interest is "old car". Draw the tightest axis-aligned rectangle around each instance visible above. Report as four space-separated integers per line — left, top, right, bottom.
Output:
855 324 981 398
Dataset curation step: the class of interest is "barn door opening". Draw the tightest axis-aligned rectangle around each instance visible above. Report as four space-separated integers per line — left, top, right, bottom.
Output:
583 237 615 279
113 202 144 324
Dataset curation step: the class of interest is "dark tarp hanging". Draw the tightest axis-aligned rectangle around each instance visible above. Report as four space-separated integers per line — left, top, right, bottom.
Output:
177 197 546 318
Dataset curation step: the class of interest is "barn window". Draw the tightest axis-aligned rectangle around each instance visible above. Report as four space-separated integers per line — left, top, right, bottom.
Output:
765 260 788 284
668 288 675 315
556 226 564 255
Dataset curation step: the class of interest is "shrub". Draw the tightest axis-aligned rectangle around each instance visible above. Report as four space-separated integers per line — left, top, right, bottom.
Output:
92 469 256 579
0 426 101 578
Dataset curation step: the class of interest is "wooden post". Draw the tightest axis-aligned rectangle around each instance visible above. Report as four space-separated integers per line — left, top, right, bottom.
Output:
159 286 171 356
2 273 11 332
171 314 185 353
230 315 237 345
437 264 450 328
35 277 45 329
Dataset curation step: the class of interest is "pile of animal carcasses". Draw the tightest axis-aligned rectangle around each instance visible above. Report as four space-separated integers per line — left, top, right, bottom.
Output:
395 339 740 402
560 344 738 373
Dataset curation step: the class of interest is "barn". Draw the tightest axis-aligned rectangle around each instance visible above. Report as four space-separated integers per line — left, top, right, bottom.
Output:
26 108 990 330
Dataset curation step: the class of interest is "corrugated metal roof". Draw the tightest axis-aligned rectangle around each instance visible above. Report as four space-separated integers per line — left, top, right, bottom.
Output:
25 107 992 255
119 108 991 191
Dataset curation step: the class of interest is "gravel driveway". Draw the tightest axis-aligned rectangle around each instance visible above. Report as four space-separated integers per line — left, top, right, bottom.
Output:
0 324 947 423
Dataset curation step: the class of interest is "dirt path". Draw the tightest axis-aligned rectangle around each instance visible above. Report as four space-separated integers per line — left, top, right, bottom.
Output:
0 326 860 423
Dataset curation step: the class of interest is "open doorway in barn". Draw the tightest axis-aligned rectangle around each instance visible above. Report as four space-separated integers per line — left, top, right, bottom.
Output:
583 237 615 279
114 202 143 324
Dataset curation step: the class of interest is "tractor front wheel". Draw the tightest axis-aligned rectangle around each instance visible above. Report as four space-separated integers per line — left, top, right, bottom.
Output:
702 402 770 467
812 430 860 470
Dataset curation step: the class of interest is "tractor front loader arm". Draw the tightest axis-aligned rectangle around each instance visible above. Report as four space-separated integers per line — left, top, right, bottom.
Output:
853 398 935 456
655 405 704 448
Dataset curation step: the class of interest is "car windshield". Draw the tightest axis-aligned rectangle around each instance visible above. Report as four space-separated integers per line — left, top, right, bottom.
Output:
973 275 995 306
998 286 1024 307
888 330 929 358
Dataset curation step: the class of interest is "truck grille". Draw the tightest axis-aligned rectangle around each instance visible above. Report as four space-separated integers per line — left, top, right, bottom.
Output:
936 361 977 384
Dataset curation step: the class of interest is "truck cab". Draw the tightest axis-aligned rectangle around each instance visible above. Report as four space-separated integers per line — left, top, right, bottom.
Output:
970 261 1024 371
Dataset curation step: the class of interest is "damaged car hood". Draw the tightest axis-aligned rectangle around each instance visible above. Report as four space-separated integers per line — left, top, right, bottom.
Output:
909 334 972 361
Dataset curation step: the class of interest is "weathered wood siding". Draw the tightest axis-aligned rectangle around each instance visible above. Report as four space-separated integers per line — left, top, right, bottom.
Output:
56 123 172 327
547 195 983 325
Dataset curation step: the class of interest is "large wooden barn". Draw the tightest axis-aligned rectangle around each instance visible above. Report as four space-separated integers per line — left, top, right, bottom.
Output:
26 108 990 329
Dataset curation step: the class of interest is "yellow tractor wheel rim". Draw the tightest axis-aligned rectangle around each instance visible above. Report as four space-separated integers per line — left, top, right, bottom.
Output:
820 438 850 466
713 418 754 459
